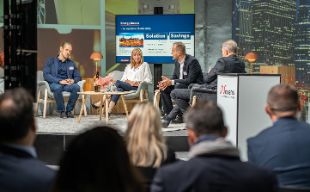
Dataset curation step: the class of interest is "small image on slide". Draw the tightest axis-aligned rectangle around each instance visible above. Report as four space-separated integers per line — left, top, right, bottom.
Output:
119 33 144 47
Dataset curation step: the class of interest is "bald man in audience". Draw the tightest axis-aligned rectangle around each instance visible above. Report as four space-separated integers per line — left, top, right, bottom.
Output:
0 88 55 192
152 101 277 192
248 84 310 189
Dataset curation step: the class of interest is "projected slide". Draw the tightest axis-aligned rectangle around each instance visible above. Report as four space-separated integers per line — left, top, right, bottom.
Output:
116 14 195 64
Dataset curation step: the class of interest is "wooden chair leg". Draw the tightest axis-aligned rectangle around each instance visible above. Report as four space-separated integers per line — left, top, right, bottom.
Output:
105 95 109 123
34 90 41 116
191 96 197 107
77 95 85 123
120 95 129 117
83 96 87 116
139 90 144 102
139 89 148 102
99 95 104 121
43 89 48 118
153 90 160 108
145 91 149 101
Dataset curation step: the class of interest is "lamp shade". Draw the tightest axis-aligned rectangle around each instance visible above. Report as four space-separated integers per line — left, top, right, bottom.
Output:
90 52 102 61
244 52 257 63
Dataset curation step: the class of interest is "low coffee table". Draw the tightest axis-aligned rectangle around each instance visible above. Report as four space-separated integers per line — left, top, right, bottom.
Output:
77 91 134 123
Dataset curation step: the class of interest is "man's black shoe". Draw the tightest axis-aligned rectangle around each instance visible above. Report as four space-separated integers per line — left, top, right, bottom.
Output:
92 102 104 109
171 114 183 124
60 111 67 118
66 111 74 118
91 103 100 109
161 119 171 128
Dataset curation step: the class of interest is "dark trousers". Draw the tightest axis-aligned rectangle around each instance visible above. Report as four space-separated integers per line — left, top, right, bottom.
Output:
160 83 188 115
166 88 191 120
111 80 137 103
50 83 80 112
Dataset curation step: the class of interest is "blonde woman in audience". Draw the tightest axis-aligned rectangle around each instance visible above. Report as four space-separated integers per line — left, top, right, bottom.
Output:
125 102 176 191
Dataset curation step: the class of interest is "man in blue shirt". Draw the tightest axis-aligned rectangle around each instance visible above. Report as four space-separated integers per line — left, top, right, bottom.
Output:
43 42 81 118
248 84 310 189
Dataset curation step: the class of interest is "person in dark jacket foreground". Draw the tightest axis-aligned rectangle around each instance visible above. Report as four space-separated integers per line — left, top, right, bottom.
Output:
248 84 310 189
152 101 277 192
0 88 55 192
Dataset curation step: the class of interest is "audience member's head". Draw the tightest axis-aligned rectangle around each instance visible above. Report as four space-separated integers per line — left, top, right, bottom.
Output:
0 88 35 145
126 102 167 168
184 101 227 145
53 126 143 192
172 42 186 60
265 84 300 120
222 39 238 57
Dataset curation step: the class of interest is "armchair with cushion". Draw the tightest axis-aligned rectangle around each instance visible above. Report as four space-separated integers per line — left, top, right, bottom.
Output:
108 70 150 114
35 70 85 118
123 81 149 101
190 85 217 106
190 73 217 106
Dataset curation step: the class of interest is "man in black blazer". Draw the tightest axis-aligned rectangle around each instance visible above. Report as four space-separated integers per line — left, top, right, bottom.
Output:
201 40 246 90
158 42 203 119
247 84 310 189
151 101 278 192
0 88 55 192
162 40 245 128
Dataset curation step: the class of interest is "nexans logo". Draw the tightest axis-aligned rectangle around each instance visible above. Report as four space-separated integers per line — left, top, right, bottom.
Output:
219 84 235 96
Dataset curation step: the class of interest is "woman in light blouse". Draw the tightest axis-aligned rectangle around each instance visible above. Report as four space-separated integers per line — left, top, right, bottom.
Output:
92 48 152 114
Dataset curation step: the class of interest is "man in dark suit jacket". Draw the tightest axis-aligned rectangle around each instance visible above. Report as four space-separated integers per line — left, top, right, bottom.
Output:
43 41 81 118
202 44 246 90
158 42 203 118
247 84 310 189
162 40 245 128
151 101 278 192
0 88 55 192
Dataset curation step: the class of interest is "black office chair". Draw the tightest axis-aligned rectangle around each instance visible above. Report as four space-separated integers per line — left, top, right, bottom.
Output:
190 86 217 106
189 72 217 106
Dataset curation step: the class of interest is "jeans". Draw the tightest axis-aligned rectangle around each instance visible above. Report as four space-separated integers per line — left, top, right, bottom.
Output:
49 83 80 112
111 80 137 103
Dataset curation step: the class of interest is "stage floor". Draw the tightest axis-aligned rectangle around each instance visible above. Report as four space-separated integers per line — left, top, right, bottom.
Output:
35 114 189 164
36 114 187 136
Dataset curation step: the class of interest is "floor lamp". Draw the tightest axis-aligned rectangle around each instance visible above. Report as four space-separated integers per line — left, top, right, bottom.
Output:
90 51 103 91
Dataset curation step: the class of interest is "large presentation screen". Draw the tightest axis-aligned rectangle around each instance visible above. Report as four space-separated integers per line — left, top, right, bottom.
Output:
115 14 195 64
